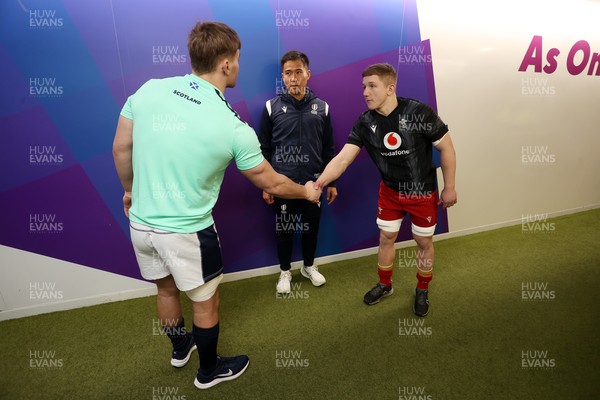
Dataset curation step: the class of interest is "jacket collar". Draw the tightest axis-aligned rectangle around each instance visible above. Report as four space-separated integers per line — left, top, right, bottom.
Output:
281 89 316 107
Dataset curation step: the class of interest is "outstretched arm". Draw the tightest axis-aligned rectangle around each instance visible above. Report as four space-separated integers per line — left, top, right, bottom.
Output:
257 104 276 205
322 109 338 204
315 144 361 189
241 160 322 203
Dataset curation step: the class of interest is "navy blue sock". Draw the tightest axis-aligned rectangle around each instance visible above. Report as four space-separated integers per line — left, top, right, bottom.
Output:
193 323 219 374
163 318 189 352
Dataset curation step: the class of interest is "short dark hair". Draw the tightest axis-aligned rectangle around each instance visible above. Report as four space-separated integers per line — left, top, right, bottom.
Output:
362 63 397 86
188 22 241 74
280 50 309 70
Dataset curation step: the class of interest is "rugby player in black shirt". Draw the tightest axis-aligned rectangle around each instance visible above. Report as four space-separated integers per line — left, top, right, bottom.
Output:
315 63 457 316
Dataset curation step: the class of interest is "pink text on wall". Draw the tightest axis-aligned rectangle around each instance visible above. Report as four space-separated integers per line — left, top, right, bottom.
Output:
518 35 600 76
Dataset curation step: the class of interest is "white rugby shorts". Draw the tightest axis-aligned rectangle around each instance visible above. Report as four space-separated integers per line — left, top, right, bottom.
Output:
129 221 224 291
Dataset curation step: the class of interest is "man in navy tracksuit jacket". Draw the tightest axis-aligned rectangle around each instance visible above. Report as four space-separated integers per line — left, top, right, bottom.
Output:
258 50 337 294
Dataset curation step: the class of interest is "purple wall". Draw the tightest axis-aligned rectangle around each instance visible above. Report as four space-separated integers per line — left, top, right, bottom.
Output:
0 0 447 280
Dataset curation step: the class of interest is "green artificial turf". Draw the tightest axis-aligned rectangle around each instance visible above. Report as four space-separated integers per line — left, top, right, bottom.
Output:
1 210 599 399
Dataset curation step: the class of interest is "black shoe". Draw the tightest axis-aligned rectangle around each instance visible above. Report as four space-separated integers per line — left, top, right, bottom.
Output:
363 283 394 305
171 334 197 368
194 355 250 390
413 288 429 317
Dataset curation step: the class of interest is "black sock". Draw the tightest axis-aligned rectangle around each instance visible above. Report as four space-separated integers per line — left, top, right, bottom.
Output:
193 323 219 374
163 318 189 352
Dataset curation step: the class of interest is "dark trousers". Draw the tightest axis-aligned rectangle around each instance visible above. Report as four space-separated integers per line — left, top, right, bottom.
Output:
273 198 322 271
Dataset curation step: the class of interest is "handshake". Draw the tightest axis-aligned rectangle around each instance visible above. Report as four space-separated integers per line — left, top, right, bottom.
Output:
304 179 326 204
263 178 337 206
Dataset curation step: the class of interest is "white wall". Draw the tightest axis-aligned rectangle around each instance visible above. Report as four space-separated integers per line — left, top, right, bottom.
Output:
417 0 600 232
0 245 155 321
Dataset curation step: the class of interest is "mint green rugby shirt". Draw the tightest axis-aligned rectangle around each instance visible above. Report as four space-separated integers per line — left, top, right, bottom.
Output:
120 74 264 233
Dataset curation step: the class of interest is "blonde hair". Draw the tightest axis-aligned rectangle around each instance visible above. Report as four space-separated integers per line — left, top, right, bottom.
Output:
362 63 397 86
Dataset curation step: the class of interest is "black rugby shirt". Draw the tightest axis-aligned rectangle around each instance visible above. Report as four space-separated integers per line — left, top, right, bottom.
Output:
347 97 448 194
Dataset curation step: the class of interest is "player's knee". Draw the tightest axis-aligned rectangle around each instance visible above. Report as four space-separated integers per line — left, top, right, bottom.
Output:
155 276 180 297
379 230 398 247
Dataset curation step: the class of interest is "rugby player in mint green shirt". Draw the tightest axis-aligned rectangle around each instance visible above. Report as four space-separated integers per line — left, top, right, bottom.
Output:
113 22 321 391
120 73 266 233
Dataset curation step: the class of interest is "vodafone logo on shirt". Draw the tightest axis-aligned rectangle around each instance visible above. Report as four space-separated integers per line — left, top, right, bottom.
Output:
383 132 402 150
380 131 410 157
